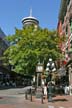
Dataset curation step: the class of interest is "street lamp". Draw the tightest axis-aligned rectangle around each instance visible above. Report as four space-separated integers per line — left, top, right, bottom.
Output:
46 58 56 102
46 58 56 82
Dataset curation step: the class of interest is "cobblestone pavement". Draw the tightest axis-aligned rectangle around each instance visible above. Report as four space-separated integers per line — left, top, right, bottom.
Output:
0 88 72 108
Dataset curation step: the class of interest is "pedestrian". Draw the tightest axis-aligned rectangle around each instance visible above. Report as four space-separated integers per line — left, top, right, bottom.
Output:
64 85 69 95
43 83 47 96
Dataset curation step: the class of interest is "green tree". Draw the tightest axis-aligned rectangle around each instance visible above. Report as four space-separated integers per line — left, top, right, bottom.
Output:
3 25 62 75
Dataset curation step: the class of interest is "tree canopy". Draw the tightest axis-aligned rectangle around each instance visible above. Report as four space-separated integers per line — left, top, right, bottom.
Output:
3 25 62 75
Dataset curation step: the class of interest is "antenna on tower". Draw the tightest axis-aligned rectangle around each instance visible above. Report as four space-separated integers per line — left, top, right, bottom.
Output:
30 8 32 17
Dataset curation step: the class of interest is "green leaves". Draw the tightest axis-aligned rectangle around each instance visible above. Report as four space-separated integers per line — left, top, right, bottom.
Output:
3 25 62 75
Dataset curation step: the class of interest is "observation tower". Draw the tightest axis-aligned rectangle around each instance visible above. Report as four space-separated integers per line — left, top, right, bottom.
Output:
22 9 39 27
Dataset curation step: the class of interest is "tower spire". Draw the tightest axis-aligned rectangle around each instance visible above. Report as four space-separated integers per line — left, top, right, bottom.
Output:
22 7 39 27
30 8 32 17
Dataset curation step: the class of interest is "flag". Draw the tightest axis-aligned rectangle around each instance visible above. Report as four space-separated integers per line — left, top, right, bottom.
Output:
57 20 63 51
57 20 63 36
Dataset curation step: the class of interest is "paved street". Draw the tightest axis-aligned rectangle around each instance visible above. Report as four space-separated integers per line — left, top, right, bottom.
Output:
0 87 72 108
0 86 32 96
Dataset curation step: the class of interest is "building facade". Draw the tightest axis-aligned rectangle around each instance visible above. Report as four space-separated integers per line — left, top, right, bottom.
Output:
58 0 72 95
0 28 8 65
58 0 72 58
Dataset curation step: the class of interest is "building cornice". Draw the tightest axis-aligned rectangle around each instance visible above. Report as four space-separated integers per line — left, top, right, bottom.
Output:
59 0 70 23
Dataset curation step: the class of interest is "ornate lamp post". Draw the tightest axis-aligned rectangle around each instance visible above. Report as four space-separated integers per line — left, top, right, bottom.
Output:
46 58 56 102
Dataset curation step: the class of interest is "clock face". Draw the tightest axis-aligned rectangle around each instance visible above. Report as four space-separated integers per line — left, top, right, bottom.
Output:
36 65 43 72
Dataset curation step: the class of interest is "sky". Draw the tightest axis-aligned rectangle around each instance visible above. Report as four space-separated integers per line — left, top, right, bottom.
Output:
0 0 61 36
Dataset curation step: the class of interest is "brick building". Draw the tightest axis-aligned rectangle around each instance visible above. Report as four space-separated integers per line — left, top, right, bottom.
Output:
58 0 72 95
58 0 72 60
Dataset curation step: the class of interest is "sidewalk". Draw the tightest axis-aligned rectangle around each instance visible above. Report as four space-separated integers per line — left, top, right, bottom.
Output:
0 88 72 108
26 95 72 108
